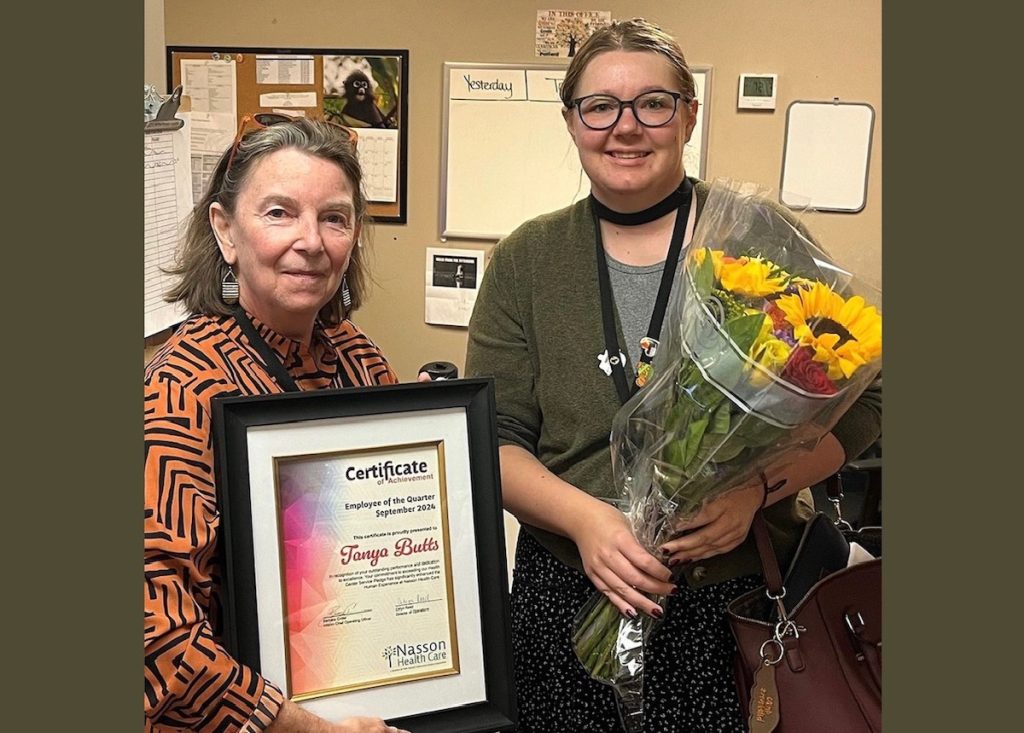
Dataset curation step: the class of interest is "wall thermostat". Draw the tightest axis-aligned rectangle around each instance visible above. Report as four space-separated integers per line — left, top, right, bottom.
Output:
738 73 778 110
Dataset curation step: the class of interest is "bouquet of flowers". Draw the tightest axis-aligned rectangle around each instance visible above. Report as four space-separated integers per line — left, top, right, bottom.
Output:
571 179 883 731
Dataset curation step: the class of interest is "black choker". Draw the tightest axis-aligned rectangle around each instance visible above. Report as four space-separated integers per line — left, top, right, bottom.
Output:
590 180 691 226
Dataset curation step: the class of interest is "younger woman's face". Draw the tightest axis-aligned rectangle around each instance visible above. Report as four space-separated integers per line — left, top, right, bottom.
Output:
565 50 697 210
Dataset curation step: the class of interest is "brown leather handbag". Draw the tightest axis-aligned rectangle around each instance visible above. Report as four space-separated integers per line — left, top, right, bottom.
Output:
726 511 881 732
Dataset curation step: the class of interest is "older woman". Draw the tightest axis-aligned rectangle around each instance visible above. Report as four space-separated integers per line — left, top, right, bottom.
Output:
144 117 409 733
465 19 881 732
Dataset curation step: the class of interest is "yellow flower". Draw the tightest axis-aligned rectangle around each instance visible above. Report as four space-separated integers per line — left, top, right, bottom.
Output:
775 282 882 380
693 248 728 279
748 336 794 386
718 257 789 297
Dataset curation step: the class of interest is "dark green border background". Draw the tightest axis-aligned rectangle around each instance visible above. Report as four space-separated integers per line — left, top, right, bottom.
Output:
11 3 1011 729
11 5 139 728
884 5 1011 730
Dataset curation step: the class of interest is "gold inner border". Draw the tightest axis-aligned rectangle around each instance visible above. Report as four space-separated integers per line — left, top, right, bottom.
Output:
271 439 462 701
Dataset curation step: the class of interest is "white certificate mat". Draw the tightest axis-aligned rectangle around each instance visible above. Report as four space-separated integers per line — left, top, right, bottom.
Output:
247 409 484 717
780 101 875 213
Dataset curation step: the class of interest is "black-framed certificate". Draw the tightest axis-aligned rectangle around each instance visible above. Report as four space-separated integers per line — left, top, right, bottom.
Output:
211 379 515 733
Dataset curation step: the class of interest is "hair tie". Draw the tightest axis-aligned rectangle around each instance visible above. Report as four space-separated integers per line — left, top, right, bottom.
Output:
759 471 788 509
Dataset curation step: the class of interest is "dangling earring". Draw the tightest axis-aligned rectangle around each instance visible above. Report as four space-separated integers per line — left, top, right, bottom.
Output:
341 276 352 311
222 266 239 304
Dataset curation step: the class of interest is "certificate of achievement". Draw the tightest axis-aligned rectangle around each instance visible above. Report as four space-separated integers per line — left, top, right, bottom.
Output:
212 380 515 731
275 441 459 699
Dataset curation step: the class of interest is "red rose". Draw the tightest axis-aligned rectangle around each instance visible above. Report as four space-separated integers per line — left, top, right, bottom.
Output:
781 347 838 395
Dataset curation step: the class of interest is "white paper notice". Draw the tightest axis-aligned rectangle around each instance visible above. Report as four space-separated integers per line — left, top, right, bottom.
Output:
144 124 193 336
255 55 315 85
425 248 485 327
180 59 239 200
180 60 238 154
355 128 399 203
190 152 222 206
259 91 318 108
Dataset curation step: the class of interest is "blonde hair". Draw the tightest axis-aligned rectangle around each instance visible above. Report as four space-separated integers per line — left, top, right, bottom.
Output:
560 18 696 107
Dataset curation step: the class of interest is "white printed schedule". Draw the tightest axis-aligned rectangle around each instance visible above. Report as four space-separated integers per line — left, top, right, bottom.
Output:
144 128 192 336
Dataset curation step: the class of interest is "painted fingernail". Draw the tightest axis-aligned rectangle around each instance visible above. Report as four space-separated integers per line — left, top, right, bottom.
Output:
651 607 664 618
667 558 679 567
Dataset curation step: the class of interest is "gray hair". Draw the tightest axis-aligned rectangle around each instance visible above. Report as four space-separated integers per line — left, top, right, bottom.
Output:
165 117 370 323
560 18 696 107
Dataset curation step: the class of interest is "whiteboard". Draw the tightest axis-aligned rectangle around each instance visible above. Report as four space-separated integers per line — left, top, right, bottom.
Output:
440 62 711 240
780 101 874 213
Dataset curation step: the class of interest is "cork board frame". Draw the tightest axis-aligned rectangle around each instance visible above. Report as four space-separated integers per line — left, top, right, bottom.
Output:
168 46 409 223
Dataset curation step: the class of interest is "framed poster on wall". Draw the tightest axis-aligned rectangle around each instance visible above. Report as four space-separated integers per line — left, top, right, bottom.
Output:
168 46 409 223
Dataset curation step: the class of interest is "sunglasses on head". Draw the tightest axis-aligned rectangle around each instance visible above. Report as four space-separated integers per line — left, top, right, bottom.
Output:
224 113 359 176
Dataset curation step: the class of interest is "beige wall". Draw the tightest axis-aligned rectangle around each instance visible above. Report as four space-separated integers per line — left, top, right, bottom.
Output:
158 0 881 381
144 0 166 93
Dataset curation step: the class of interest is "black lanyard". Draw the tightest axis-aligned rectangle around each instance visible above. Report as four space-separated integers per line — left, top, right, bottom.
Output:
231 305 301 393
594 181 692 405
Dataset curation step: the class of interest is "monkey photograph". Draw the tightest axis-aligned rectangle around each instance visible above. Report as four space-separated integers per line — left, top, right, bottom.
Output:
323 55 400 129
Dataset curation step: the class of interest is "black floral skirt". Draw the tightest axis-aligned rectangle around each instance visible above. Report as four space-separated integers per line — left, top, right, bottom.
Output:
510 529 762 733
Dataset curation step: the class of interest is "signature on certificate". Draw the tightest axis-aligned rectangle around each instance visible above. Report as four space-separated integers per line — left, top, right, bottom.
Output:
326 602 371 617
395 593 440 610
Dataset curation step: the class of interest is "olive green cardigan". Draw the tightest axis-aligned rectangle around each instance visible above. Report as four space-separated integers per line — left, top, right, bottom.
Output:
465 179 881 587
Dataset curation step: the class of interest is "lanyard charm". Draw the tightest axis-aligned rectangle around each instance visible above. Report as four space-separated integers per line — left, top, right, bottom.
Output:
634 337 660 388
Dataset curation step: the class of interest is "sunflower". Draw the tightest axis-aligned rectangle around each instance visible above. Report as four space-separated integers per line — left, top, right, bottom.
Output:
774 282 882 380
718 256 789 298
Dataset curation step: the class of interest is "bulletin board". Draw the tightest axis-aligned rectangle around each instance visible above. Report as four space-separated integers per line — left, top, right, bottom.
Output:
779 100 874 213
167 46 409 223
440 62 712 241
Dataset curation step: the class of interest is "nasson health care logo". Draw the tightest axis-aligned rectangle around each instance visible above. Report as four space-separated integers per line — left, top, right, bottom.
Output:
381 639 449 669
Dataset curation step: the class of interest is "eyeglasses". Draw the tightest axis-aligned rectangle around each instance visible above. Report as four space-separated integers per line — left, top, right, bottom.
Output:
569 90 691 131
223 113 359 176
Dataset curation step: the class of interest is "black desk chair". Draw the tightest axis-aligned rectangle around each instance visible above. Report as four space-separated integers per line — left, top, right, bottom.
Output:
812 441 882 530
844 456 881 527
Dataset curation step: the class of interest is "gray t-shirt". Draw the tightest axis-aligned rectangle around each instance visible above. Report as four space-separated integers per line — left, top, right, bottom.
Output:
606 250 686 376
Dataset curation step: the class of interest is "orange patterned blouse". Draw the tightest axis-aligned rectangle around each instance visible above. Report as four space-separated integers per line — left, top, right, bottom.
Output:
144 312 398 731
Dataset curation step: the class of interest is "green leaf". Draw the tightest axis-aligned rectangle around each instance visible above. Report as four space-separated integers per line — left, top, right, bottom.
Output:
702 312 768 391
663 438 689 469
723 312 767 356
691 248 716 299
676 359 703 390
709 401 732 434
689 433 747 468
730 416 790 447
680 414 710 467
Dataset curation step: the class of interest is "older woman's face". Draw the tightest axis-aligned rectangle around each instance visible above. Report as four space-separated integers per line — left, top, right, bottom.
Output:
565 50 697 210
211 148 358 341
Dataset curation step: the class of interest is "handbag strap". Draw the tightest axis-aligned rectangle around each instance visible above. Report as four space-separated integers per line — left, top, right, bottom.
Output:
825 473 842 502
825 472 854 530
751 511 784 597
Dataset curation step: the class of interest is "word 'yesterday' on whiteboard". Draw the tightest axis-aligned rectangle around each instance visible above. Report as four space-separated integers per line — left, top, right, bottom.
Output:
451 68 566 103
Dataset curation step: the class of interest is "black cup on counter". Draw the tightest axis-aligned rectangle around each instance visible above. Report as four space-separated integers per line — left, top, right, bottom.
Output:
419 361 459 381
